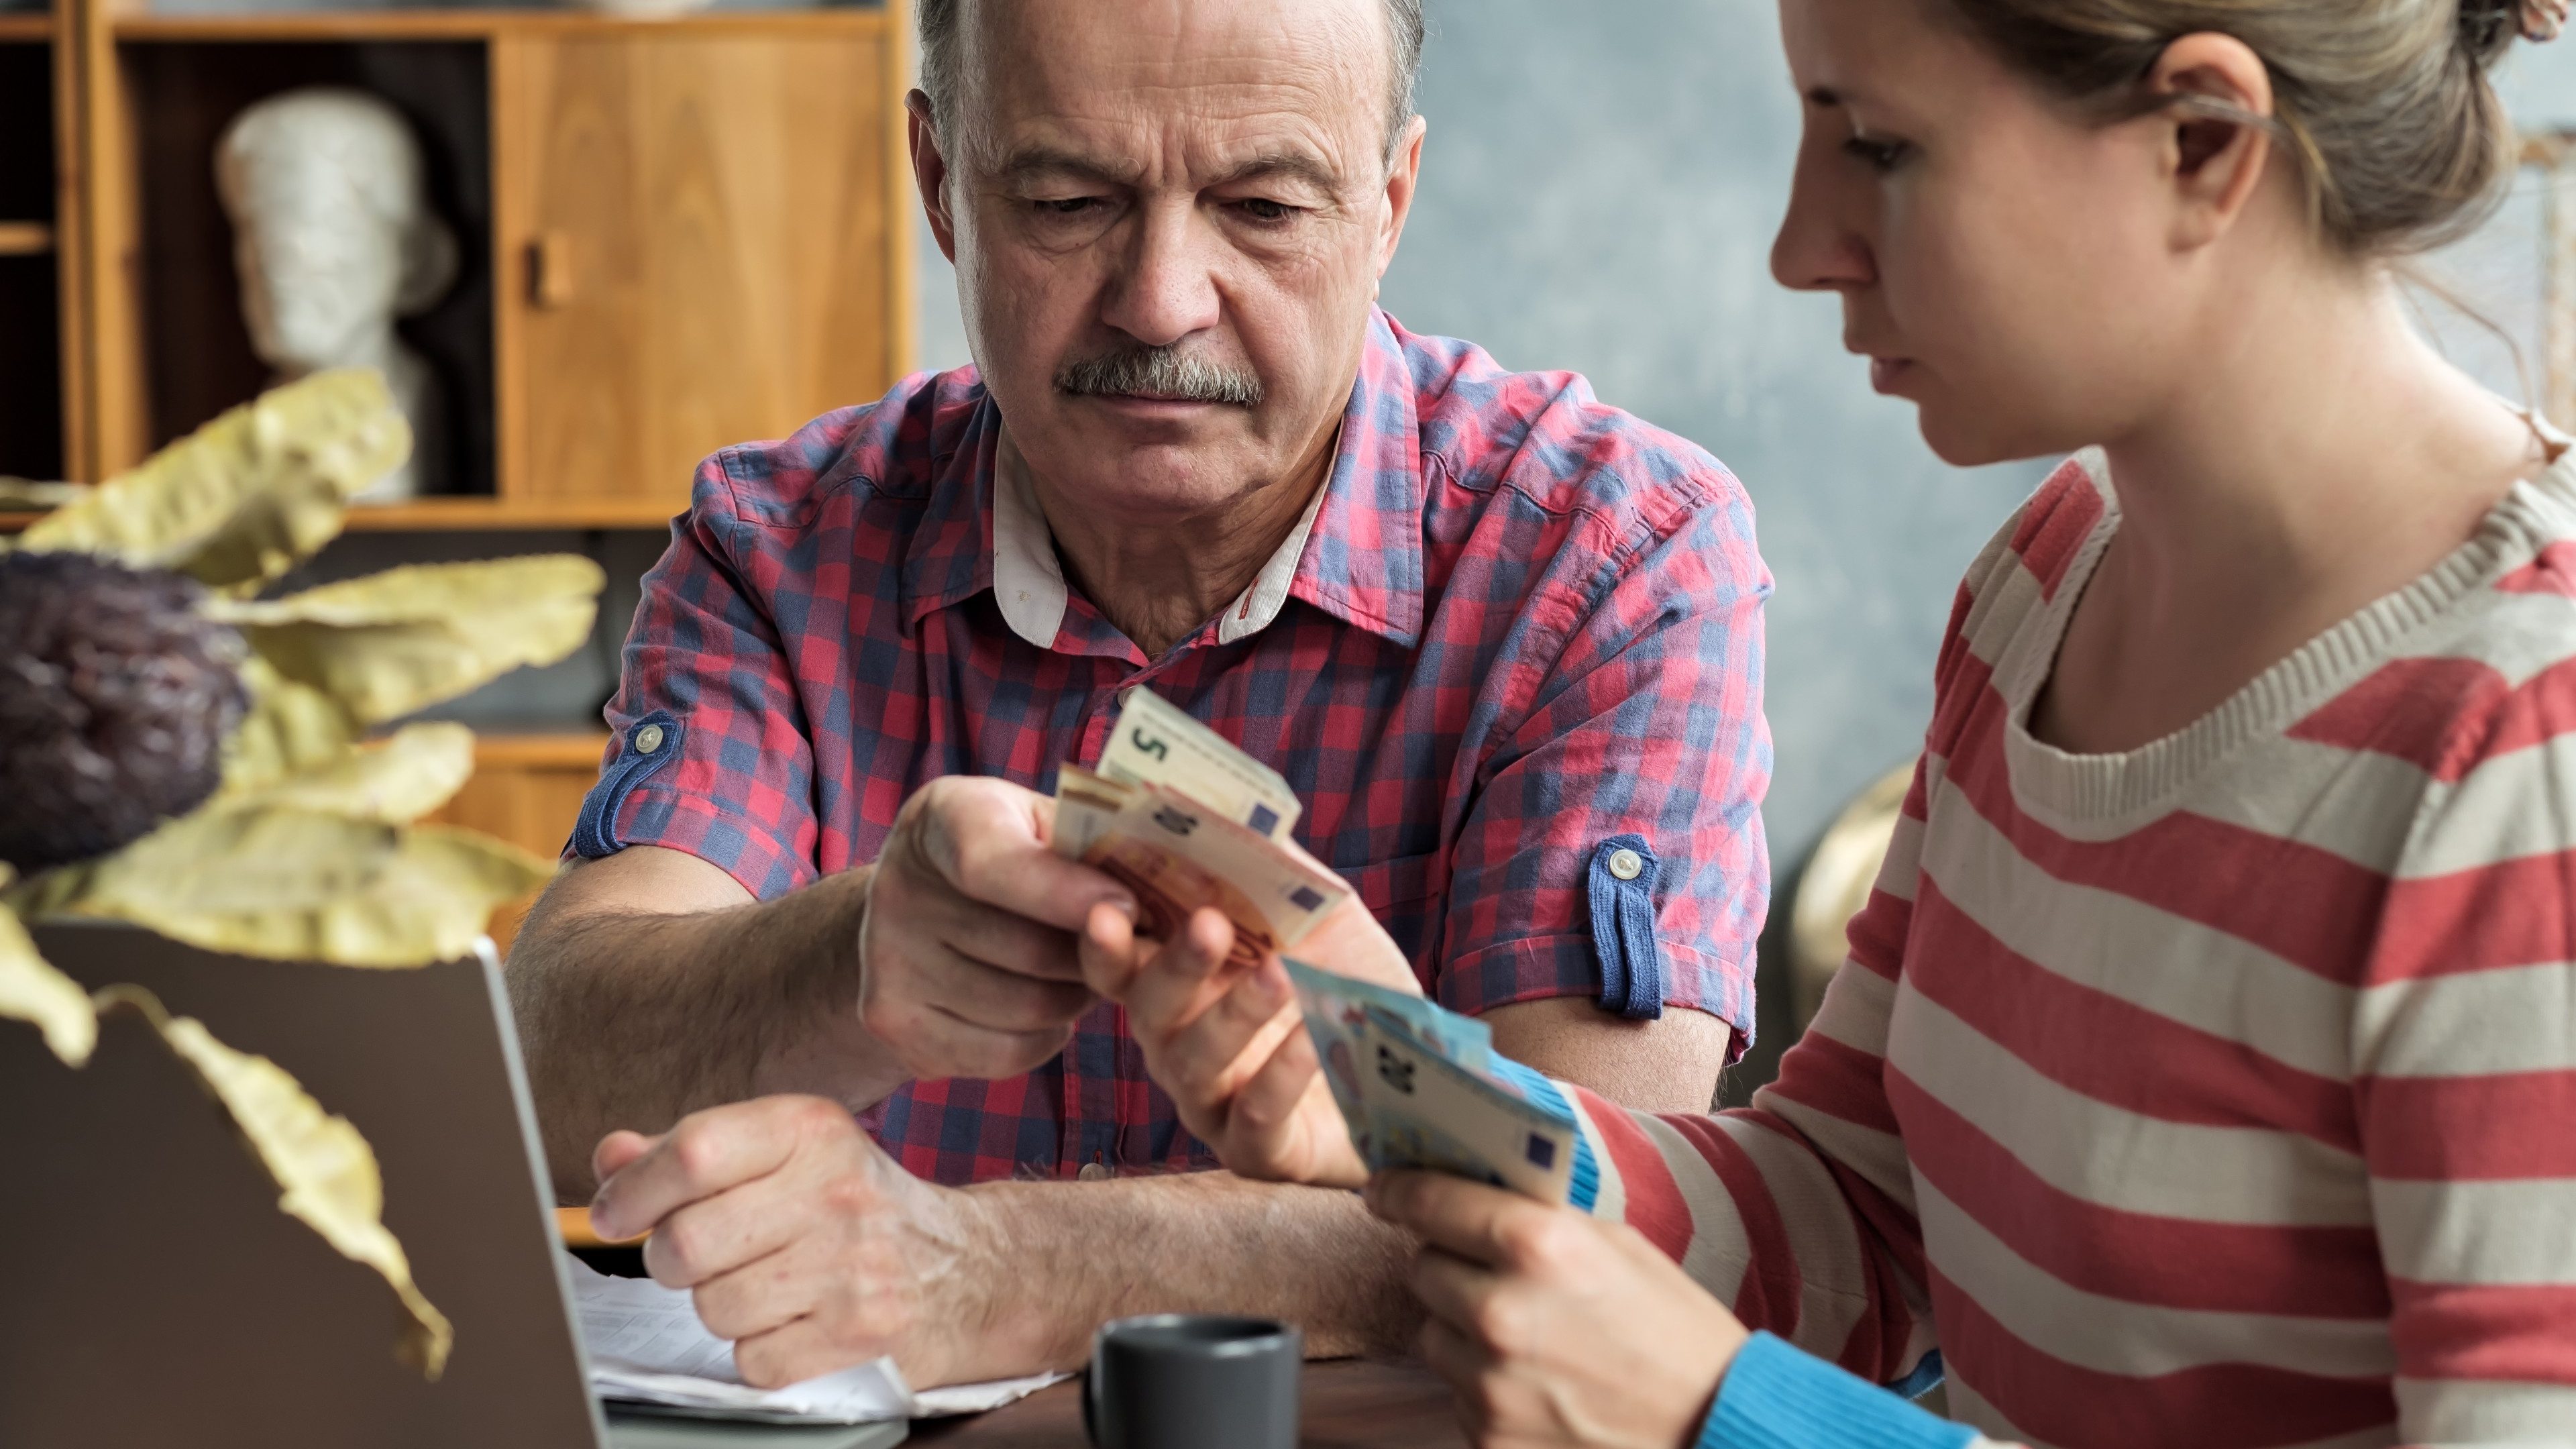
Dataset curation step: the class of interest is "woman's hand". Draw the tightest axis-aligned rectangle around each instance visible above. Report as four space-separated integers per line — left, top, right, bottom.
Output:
1368 1170 1751 1449
1080 901 1375 1187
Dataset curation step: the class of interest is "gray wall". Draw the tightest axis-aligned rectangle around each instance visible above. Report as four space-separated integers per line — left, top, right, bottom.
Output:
914 1 2576 875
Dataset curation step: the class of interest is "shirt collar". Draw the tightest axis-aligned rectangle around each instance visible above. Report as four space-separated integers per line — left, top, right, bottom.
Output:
902 309 1427 651
989 443 1334 651
1285 309 1426 646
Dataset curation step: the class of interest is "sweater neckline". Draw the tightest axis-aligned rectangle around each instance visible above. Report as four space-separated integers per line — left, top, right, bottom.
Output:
2000 439 2576 830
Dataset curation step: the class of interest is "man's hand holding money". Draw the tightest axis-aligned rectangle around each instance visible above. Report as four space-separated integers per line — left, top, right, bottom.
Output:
1081 901 1381 1189
855 775 1138 1086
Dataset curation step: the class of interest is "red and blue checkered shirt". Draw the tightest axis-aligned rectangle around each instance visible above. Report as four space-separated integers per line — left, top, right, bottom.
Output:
574 310 1772 1185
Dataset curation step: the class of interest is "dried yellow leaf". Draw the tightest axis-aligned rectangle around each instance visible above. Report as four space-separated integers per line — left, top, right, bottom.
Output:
51 807 551 968
0 894 97 1067
17 371 407 590
221 657 362 794
227 722 476 824
95 984 451 1378
206 556 605 724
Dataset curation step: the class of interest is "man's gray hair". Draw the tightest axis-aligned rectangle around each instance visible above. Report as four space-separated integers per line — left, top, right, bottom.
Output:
918 0 1425 166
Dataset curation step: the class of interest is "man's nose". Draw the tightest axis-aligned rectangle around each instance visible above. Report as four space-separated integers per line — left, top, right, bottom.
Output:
1099 199 1223 347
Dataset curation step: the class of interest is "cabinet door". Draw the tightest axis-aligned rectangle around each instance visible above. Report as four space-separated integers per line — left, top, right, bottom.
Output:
492 27 902 506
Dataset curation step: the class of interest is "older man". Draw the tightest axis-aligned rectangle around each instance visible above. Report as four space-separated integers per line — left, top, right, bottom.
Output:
506 0 1770 1392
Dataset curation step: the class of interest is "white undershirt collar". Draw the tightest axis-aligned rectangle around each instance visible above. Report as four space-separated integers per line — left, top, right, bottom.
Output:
991 453 1330 651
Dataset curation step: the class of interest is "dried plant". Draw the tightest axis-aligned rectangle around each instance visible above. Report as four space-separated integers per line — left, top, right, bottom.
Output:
0 370 608 1379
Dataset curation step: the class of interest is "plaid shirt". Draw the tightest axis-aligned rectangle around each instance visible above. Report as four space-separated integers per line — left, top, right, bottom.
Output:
574 310 1772 1185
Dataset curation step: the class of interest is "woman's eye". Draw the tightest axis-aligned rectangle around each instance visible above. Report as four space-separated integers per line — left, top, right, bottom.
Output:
1841 136 1912 173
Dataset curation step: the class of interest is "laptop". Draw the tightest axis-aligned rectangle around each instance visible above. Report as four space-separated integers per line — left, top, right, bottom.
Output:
0 922 905 1449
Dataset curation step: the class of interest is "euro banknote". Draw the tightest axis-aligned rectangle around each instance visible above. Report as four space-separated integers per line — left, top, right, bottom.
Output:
1285 960 1577 1205
1095 688 1302 841
1051 691 1347 973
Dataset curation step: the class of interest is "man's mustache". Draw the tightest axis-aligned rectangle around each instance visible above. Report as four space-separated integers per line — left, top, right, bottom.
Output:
1054 344 1264 407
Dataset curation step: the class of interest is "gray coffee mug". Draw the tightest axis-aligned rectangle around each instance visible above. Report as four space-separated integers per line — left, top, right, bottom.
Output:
1083 1313 1302 1449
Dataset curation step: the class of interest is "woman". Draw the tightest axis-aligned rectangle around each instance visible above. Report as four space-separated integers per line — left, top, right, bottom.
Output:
1083 0 2576 1446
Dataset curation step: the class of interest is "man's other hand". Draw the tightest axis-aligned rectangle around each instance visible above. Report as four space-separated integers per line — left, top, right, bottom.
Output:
588 1097 1014 1390
1080 903 1374 1190
862 776 1136 1084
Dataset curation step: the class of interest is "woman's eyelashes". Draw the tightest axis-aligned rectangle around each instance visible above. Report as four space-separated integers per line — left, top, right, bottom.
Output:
1842 133 1915 173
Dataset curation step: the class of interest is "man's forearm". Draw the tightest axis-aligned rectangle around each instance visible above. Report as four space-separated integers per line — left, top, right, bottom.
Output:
959 1171 1419 1373
508 868 902 1199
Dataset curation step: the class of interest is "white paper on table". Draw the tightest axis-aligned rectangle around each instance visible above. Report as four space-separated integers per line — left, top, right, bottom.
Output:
567 1256 1065 1424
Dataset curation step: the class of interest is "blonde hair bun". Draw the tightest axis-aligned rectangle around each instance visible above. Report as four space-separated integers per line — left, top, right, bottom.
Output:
1943 0 2532 256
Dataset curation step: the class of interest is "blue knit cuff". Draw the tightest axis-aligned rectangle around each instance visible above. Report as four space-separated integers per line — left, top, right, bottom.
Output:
1484 1058 1599 1213
1697 1334 1975 1449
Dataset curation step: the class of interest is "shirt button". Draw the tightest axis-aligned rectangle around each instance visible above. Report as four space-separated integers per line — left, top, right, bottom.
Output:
633 723 666 755
1607 848 1645 882
1077 1162 1113 1182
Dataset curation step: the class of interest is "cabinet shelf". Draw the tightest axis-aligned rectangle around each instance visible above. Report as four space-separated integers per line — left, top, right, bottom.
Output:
114 7 888 42
0 14 52 42
469 730 612 769
0 221 56 256
0 496 684 533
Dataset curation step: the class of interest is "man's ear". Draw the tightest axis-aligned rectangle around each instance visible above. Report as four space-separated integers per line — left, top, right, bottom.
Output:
1377 114 1429 280
2144 32 2279 252
907 89 961 264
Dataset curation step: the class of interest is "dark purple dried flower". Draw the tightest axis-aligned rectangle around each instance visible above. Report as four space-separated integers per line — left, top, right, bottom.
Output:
0 551 249 874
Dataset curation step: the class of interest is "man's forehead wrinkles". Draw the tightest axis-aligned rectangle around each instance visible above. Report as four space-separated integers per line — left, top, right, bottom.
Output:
986 103 1359 195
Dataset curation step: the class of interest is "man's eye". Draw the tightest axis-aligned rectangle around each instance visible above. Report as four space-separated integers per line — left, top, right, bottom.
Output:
1034 197 1101 217
1233 198 1298 223
1841 136 1912 173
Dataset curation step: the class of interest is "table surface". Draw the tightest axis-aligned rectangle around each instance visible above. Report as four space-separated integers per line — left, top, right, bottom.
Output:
909 1360 1464 1448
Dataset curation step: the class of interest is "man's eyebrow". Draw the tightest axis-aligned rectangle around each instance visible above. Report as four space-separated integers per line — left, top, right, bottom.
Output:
1804 85 1847 109
1209 152 1346 195
996 146 1141 187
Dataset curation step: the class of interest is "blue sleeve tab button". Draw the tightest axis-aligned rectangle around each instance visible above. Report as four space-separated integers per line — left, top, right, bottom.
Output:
1587 834 1665 1020
571 710 684 860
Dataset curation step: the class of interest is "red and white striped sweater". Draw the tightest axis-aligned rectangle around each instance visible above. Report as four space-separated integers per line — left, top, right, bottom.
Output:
1562 447 2576 1448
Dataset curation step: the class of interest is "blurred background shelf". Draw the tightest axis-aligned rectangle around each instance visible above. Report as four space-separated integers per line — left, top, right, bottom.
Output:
0 14 52 41
0 496 685 531
113 7 890 40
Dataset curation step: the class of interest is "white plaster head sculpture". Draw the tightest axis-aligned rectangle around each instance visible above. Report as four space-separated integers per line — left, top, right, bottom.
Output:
216 87 459 502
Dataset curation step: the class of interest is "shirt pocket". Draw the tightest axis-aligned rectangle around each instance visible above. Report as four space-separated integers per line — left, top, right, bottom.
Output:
1333 852 1443 967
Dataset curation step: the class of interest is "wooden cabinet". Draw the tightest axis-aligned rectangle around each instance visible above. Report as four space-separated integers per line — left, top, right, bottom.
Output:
496 27 901 504
25 0 912 523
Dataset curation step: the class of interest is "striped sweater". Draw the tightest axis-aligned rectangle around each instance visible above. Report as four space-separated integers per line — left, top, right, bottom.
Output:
1562 446 2576 1448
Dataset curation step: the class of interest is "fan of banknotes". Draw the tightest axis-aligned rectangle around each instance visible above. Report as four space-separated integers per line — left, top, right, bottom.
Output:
1053 691 1580 1203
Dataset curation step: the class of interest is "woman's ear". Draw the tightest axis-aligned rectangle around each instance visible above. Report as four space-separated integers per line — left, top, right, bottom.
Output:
2143 32 2279 252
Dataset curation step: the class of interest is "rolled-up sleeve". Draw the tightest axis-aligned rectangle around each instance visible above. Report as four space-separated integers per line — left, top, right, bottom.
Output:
1434 477 1772 1051
568 451 820 902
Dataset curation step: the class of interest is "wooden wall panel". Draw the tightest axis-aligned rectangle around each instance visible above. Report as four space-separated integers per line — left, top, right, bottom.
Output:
65 0 150 477
493 29 896 507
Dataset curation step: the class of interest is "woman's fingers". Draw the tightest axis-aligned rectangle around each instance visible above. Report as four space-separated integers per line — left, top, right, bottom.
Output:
1406 1246 1503 1338
1415 1313 1489 1397
1366 1170 1550 1269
